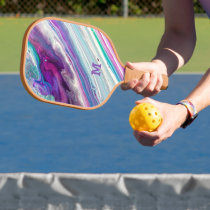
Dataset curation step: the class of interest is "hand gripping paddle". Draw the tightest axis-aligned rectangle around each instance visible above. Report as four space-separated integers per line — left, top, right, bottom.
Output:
20 17 168 110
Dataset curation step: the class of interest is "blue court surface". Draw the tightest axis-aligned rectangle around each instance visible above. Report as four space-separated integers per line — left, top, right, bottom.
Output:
0 74 209 173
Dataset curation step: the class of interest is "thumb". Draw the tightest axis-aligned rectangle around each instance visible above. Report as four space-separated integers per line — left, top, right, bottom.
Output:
126 62 155 73
135 97 152 105
125 62 135 70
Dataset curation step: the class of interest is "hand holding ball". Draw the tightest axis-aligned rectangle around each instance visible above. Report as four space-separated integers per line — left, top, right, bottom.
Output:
129 103 162 132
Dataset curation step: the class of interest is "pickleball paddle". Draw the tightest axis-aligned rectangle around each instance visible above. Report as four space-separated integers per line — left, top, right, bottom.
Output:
20 17 168 110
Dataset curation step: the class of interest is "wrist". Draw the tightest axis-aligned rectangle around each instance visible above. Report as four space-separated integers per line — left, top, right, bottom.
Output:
176 100 198 128
175 104 189 126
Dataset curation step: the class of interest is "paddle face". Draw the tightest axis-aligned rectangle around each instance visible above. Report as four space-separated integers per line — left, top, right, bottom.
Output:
21 17 125 110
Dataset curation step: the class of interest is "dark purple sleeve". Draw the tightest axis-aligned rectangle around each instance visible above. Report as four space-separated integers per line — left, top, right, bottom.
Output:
199 0 210 18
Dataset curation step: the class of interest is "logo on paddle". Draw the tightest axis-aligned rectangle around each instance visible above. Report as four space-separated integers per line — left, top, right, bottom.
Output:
91 63 101 76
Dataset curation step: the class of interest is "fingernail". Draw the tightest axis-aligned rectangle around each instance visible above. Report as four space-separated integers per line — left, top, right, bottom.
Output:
136 87 141 93
133 79 138 84
135 100 141 104
126 62 134 67
145 72 150 77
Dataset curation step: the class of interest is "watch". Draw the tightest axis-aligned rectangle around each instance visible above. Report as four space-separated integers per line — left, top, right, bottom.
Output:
176 100 198 129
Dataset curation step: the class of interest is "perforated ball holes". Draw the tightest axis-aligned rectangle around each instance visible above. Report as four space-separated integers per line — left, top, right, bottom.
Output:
129 103 162 132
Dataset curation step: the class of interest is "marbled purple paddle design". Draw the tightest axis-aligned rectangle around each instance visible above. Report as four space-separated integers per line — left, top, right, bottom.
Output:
25 19 124 108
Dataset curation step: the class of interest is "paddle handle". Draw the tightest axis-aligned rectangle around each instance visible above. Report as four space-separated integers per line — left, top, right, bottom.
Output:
124 67 168 90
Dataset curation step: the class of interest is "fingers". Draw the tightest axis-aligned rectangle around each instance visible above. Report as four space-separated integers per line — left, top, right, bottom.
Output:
121 79 138 90
121 72 162 96
121 62 140 90
133 72 150 93
135 97 153 106
140 72 158 96
126 61 154 72
156 73 163 92
133 130 167 147
125 61 135 70
134 130 157 146
133 115 175 147
121 61 165 96
132 99 181 147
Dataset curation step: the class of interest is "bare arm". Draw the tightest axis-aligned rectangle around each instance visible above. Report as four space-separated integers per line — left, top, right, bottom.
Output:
133 68 210 147
122 0 197 96
153 0 196 76
185 69 210 112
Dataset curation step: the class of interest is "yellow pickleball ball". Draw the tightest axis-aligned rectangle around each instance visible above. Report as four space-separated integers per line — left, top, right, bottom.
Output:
129 103 162 132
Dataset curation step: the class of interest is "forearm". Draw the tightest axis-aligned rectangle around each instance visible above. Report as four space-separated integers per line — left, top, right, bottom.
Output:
185 68 210 113
152 0 196 76
153 31 196 76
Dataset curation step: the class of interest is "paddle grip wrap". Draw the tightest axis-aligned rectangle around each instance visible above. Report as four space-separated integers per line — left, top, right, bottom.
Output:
124 67 168 90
